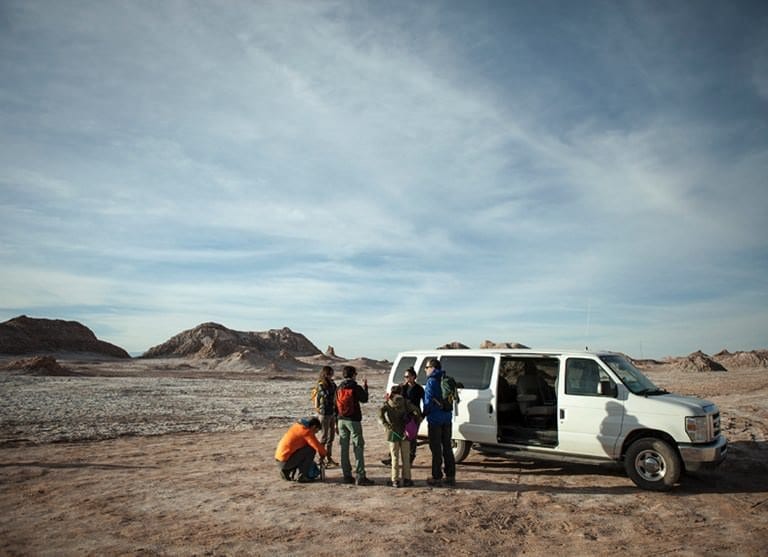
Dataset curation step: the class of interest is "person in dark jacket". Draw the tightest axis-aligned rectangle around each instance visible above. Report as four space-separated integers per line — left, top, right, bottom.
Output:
313 365 339 467
381 366 424 466
423 358 456 486
336 365 375 486
402 366 424 464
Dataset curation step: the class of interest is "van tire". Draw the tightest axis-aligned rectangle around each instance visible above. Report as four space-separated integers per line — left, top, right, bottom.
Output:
452 439 471 463
625 437 680 491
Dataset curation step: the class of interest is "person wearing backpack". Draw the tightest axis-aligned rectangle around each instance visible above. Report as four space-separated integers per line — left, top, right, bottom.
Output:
274 416 326 483
336 365 375 486
378 385 421 487
423 358 456 487
313 365 339 468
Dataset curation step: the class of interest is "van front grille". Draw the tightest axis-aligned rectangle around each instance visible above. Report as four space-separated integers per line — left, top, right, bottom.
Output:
711 412 721 439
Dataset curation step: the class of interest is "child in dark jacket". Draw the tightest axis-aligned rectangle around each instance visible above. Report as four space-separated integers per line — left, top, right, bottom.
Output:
313 365 338 467
379 385 421 487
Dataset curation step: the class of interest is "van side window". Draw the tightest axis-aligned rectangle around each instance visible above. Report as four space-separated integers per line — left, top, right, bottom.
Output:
394 357 417 381
417 356 438 385
565 358 611 396
440 356 494 389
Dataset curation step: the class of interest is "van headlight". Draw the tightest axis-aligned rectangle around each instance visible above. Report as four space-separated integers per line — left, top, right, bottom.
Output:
685 416 709 442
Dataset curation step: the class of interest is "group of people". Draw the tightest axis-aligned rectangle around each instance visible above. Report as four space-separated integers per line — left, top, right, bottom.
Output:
274 359 457 488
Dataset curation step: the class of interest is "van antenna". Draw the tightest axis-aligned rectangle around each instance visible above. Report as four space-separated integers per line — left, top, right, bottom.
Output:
585 297 591 351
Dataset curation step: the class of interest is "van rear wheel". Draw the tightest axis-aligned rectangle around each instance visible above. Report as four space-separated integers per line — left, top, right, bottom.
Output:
625 437 680 491
452 439 471 463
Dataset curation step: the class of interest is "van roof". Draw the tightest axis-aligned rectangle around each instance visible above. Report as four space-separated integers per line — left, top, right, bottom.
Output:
395 348 619 358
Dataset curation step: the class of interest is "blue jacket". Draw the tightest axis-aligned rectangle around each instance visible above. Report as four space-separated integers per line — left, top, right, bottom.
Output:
423 368 452 425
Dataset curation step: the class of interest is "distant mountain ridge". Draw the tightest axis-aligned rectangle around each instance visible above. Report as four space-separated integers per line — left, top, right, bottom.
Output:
2 316 766 373
0 315 130 358
142 322 323 359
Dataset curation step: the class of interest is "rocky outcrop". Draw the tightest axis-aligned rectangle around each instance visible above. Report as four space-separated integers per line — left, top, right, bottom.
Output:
667 351 727 372
713 349 768 369
345 357 390 371
0 356 81 376
142 322 322 359
0 316 130 358
436 340 532 350
437 341 470 350
480 340 530 349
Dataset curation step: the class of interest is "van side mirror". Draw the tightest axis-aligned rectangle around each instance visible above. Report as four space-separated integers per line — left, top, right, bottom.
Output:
600 380 618 398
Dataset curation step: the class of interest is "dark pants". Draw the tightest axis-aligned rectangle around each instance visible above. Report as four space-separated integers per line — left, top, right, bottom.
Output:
276 445 316 480
427 422 456 480
318 413 335 458
409 439 418 463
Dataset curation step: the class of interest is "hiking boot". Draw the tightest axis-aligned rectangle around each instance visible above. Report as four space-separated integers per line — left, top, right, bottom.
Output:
356 476 375 486
279 468 295 481
325 458 339 468
390 480 401 488
342 475 356 484
381 457 392 466
297 476 317 483
426 477 442 487
444 477 456 487
402 479 414 488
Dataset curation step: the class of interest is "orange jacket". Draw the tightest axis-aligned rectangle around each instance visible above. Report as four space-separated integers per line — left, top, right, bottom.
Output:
274 421 327 462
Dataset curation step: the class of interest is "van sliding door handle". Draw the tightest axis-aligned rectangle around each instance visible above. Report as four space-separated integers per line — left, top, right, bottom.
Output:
488 403 494 413
559 409 565 419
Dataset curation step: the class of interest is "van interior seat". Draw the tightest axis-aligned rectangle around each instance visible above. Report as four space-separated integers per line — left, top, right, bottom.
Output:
497 376 517 414
516 364 555 427
581 366 600 394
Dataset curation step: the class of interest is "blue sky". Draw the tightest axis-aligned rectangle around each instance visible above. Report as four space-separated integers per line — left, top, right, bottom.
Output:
1 1 767 360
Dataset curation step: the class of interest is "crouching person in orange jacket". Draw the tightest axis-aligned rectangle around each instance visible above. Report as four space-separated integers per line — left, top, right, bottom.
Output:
275 417 327 483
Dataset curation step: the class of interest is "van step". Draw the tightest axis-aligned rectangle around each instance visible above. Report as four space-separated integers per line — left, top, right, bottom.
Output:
476 443 618 467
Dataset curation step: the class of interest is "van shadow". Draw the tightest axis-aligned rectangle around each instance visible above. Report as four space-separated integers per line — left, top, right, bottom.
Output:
675 439 768 495
452 439 768 495
459 457 637 495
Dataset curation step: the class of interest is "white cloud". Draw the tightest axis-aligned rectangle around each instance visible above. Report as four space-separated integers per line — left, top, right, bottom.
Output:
0 265 114 308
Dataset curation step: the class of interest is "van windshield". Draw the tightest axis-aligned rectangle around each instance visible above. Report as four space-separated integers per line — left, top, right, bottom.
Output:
599 354 663 395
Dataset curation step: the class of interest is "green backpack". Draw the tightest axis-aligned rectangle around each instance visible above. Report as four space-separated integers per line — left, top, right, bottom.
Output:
440 375 460 411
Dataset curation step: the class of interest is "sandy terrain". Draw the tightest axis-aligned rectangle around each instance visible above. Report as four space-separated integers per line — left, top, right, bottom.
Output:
1 358 767 556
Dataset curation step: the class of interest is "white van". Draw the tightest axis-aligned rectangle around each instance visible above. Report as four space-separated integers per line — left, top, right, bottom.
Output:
386 349 727 491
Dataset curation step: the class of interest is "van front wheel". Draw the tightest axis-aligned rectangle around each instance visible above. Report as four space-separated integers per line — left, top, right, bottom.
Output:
625 437 680 491
452 439 471 463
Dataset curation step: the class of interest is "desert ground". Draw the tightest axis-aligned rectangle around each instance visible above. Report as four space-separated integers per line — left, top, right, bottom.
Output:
1 357 767 556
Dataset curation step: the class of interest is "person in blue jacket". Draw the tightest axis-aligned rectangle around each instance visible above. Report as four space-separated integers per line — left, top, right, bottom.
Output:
422 358 456 486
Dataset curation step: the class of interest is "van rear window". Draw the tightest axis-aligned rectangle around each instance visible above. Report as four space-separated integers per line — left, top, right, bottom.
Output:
393 357 417 380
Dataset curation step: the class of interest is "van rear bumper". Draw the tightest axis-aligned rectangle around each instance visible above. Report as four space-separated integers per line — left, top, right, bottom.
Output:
678 435 727 470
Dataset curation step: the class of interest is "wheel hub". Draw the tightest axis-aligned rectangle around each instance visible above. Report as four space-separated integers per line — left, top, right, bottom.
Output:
642 455 661 475
636 450 665 480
